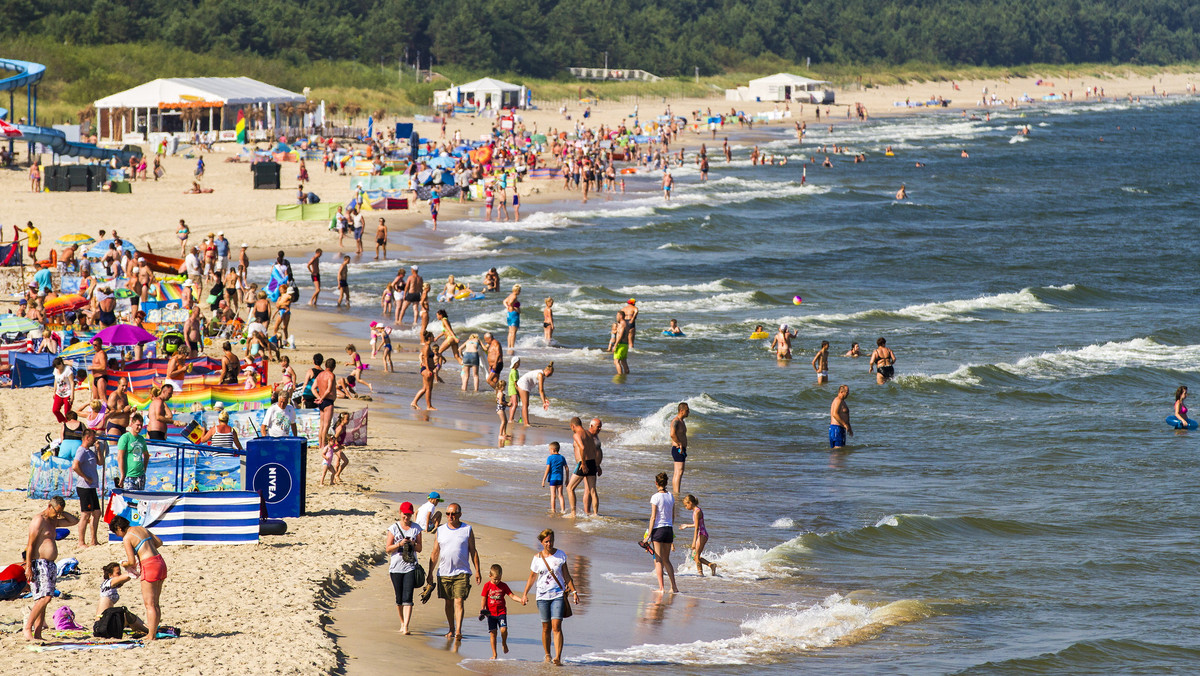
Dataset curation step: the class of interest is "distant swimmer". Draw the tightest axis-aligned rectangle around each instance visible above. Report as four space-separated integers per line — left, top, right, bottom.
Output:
811 340 830 384
822 156 833 168
960 150 970 158
895 184 908 200
829 385 852 449
844 342 861 358
868 337 896 384
915 162 926 168
771 324 797 359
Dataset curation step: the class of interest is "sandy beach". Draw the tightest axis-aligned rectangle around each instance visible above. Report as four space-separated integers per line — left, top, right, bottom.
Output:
0 67 1196 672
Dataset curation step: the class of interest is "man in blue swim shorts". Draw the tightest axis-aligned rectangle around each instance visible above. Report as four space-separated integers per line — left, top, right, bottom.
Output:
829 385 852 449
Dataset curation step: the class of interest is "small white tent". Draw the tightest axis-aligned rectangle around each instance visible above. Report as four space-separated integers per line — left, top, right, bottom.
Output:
434 78 527 111
725 73 834 104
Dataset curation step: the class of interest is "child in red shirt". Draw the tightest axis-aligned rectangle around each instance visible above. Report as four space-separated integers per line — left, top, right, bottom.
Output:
479 563 521 658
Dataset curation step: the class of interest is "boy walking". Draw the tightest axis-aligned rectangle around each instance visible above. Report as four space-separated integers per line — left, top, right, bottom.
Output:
480 564 520 658
541 442 567 513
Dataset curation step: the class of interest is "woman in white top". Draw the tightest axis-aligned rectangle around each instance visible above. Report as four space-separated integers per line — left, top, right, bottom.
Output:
646 472 679 593
520 529 579 666
384 501 423 634
512 362 554 426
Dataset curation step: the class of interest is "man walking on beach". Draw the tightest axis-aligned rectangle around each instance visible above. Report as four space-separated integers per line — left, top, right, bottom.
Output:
670 403 689 494
829 385 852 449
398 265 422 327
427 503 480 640
307 249 322 306
567 417 600 517
24 497 78 640
336 256 350 308
374 218 388 260
588 417 604 514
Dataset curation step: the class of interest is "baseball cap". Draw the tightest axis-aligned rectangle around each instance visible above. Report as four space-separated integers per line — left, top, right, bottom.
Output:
399 501 415 514
511 356 520 367
411 265 419 271
780 324 789 332
428 491 441 501
218 231 224 236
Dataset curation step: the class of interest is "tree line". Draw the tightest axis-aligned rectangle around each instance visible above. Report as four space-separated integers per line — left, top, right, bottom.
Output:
8 0 1199 77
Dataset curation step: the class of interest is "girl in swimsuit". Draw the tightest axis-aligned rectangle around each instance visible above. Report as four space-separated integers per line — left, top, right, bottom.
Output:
1174 386 1190 427
679 495 717 577
109 517 167 640
98 562 149 635
279 355 297 391
345 344 373 392
543 298 555 344
410 332 437 410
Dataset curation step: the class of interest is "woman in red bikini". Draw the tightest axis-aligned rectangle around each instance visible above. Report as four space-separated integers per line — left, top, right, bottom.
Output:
109 516 168 640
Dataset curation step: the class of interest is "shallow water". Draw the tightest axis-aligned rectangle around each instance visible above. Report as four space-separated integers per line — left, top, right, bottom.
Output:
337 96 1200 672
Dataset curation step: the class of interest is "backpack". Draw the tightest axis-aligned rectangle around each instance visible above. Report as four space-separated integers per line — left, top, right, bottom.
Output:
93 606 126 638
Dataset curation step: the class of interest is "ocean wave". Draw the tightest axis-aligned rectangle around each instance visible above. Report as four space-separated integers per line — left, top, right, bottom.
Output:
1008 134 1029 143
769 285 1071 327
910 337 1200 388
575 594 932 666
959 638 1200 674
614 394 748 447
615 278 740 296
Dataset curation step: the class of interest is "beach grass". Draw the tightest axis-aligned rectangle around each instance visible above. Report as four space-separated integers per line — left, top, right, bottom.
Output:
2 35 1196 126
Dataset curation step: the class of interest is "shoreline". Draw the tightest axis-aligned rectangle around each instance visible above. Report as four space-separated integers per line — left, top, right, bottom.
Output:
0 69 1195 672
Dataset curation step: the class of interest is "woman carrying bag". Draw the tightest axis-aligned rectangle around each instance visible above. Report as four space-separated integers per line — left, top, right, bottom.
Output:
385 501 424 635
521 528 581 665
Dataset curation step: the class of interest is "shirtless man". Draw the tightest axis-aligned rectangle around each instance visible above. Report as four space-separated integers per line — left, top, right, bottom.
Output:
869 337 896 384
566 417 600 517
147 384 174 440
620 299 639 348
136 261 154 304
829 385 852 449
669 402 689 494
612 313 631 375
374 218 388 260
106 377 133 438
587 418 604 514
24 497 79 640
164 349 187 391
336 255 350 307
771 324 797 359
398 265 422 327
811 340 830 384
895 183 908 200
89 337 107 401
307 249 322 306
484 332 503 389
662 171 674 201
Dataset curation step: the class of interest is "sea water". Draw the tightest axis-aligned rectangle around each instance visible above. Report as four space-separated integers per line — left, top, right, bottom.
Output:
335 96 1200 672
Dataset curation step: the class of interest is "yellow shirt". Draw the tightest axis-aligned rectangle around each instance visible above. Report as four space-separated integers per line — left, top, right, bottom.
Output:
24 226 41 248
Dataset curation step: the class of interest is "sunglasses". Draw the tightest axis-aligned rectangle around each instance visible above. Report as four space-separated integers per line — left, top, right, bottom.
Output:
446 512 461 517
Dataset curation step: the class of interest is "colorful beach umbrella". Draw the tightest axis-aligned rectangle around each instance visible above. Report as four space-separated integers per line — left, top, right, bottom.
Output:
94 323 156 346
54 233 96 248
84 238 137 260
0 119 20 139
59 341 96 360
0 315 39 333
44 294 88 316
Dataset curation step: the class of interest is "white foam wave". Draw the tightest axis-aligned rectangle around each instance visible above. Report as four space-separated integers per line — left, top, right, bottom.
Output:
443 232 498 253
769 285 1067 327
1008 135 1028 144
614 394 746 447
616 279 736 295
575 594 930 665
771 517 796 529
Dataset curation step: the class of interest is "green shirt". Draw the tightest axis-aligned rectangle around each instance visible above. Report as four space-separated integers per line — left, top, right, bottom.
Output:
117 432 148 478
507 368 519 397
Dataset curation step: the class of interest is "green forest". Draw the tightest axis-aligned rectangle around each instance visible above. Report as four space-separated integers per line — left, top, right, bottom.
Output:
7 0 1200 77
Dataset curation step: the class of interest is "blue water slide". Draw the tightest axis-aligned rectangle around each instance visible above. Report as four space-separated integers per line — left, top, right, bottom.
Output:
0 57 141 162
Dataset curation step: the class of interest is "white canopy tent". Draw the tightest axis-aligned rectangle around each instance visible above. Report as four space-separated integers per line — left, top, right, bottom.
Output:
94 77 306 140
726 73 835 104
434 77 528 111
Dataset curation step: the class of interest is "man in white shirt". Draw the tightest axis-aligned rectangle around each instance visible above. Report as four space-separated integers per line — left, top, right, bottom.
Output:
415 492 443 533
184 246 202 294
260 389 297 437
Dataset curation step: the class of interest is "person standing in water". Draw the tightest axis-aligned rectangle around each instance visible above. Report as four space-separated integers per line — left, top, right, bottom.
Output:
669 402 689 494
829 385 852 449
812 340 830 384
1173 386 1191 428
771 324 797 359
679 494 717 576
869 337 896 384
645 472 679 593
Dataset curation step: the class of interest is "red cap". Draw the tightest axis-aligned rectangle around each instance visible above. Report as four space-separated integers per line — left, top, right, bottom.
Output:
399 501 415 514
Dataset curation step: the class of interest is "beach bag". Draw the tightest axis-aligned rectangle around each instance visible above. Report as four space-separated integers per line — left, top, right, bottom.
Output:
539 552 572 618
414 562 427 589
53 605 85 630
93 606 126 638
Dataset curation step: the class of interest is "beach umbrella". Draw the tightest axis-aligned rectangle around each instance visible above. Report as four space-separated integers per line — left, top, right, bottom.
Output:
0 315 39 333
54 233 96 248
84 238 137 259
94 323 156 346
426 155 455 169
0 119 20 139
44 294 88 316
59 341 96 360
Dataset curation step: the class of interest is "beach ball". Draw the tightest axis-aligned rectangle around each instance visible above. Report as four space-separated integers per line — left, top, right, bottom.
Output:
792 295 803 305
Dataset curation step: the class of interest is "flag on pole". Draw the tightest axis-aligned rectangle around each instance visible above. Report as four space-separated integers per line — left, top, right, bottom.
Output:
235 109 246 144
